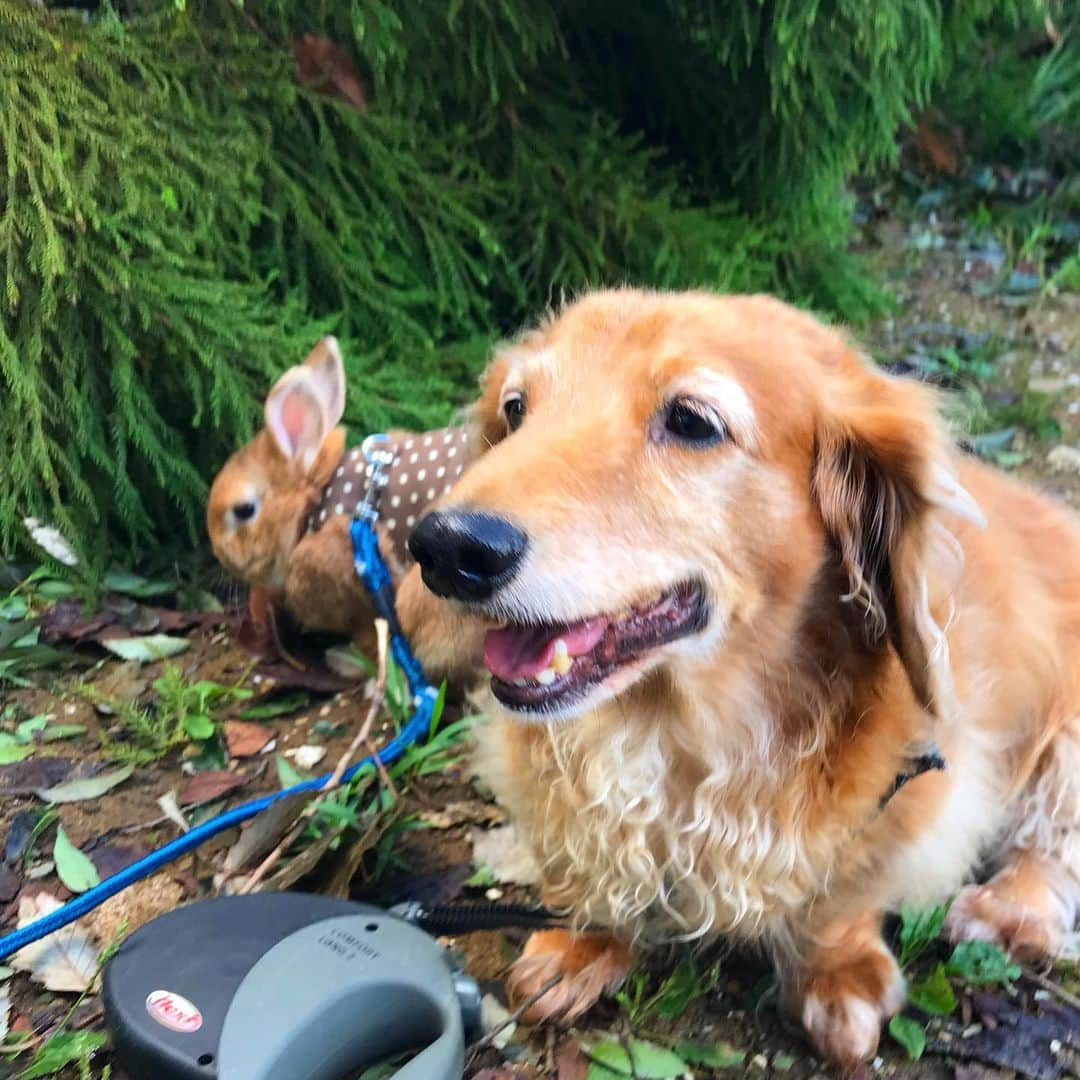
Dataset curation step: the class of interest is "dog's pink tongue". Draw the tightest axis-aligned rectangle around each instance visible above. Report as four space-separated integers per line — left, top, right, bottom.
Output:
483 616 609 680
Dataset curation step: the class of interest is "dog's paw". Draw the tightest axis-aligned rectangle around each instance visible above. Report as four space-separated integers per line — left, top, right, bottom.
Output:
506 929 632 1025
793 935 905 1072
944 883 1062 962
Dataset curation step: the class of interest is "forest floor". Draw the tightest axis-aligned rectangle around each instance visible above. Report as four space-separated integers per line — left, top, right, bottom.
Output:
0 176 1078 1080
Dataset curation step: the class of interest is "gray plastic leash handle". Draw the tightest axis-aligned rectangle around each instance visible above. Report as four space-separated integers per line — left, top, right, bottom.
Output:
216 913 467 1080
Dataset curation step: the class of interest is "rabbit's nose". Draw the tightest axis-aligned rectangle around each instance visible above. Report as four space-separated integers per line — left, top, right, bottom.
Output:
408 510 527 602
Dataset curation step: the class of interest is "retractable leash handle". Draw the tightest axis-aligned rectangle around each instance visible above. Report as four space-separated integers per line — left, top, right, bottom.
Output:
217 912 473 1080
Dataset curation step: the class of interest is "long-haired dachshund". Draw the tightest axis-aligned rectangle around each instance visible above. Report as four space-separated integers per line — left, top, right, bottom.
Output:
392 289 1080 1069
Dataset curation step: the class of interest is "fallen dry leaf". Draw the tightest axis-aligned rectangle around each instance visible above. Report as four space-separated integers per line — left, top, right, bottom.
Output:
225 720 273 759
292 34 367 110
419 800 506 830
0 983 8 1041
0 863 20 904
223 793 311 873
556 1039 589 1080
88 842 149 882
254 663 355 694
10 893 99 993
156 791 190 834
0 758 84 797
36 764 134 804
152 608 225 634
470 825 541 886
178 770 248 807
480 993 516 1048
41 600 114 644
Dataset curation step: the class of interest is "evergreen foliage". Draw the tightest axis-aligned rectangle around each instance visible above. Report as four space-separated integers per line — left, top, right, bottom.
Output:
0 0 1041 556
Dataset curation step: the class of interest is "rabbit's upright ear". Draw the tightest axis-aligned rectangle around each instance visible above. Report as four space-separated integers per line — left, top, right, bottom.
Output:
303 336 346 428
265 369 329 473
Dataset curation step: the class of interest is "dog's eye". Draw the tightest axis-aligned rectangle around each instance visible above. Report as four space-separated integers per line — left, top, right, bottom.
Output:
663 400 725 445
232 501 258 524
503 393 526 433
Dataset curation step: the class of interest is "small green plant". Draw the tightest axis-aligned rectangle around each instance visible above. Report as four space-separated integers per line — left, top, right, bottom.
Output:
615 957 721 1025
896 901 951 969
11 923 125 1079
94 664 251 762
888 900 1022 1061
0 570 73 686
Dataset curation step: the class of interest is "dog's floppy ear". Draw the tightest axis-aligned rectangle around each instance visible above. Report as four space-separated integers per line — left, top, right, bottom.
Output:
813 356 984 720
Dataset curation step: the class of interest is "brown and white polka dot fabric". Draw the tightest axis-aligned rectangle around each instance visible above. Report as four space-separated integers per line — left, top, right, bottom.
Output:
308 426 472 566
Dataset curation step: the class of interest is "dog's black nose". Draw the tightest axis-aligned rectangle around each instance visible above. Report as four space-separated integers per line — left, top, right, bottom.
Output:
408 510 527 601
406 511 527 604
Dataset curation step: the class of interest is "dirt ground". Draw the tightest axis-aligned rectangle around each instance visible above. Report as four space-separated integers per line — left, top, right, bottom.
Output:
0 192 1078 1079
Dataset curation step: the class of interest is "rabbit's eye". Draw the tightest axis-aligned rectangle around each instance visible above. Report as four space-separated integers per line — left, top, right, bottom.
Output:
232 501 258 523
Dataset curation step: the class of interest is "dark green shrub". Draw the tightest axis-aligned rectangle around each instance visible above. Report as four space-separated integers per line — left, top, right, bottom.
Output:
0 0 1022 556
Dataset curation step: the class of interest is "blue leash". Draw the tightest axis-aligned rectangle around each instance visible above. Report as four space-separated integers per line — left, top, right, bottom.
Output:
0 514 436 961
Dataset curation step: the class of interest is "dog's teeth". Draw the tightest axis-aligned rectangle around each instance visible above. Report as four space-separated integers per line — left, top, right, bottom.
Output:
536 668 556 686
513 677 530 687
551 638 572 675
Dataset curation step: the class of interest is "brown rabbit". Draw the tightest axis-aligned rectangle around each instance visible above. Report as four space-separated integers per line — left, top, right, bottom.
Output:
207 337 482 675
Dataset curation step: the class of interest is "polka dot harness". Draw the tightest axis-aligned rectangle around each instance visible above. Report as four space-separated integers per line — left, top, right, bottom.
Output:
307 427 472 566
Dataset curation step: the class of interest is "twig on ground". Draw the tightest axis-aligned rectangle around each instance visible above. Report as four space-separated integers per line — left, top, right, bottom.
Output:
233 620 389 895
467 974 564 1060
229 654 258 693
1023 965 1080 1012
363 737 398 803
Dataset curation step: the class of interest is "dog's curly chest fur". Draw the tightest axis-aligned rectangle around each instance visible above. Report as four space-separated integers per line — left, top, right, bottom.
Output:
478 696 824 944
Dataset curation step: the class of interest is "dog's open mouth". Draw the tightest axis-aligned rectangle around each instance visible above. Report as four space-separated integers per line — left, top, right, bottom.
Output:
482 581 708 712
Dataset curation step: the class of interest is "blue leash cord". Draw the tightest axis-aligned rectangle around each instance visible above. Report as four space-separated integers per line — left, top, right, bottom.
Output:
0 515 436 961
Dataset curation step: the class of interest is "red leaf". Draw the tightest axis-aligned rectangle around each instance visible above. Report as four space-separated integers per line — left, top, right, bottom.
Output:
41 600 115 644
152 609 225 633
178 770 248 807
291 34 367 111
225 720 273 759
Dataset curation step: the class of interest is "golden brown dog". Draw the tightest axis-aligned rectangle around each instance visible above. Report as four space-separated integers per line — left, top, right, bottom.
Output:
395 289 1080 1070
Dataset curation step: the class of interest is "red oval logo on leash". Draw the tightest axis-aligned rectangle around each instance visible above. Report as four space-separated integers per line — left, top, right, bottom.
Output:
146 990 203 1033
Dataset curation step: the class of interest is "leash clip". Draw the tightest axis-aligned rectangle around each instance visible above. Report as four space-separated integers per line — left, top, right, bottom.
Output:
356 433 395 525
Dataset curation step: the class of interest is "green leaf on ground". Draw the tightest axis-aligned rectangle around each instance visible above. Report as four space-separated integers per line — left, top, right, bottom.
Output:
52 826 100 893
908 963 956 1016
585 1039 688 1078
182 713 215 741
946 940 1021 986
0 740 34 764
897 901 951 968
40 724 87 742
35 763 135 803
275 753 307 789
103 569 174 598
19 1030 108 1079
888 1014 926 1060
16 715 48 740
101 634 190 662
676 1041 746 1067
